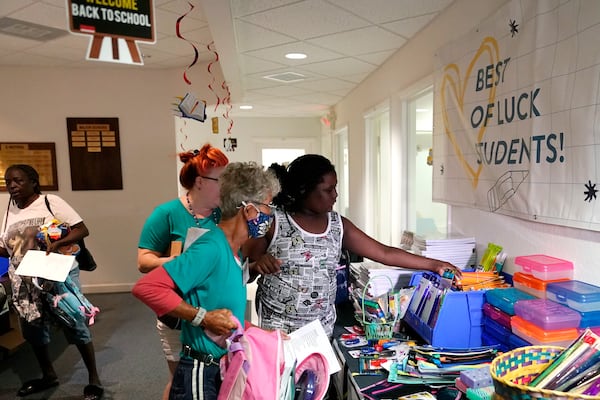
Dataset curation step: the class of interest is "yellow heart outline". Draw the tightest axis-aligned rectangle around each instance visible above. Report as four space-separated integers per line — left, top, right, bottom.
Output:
441 36 500 188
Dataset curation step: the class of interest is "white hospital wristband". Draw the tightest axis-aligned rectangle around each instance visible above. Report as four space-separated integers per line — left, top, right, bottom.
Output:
190 307 207 327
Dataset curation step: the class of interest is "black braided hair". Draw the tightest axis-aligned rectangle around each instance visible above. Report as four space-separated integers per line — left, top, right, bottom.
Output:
6 164 42 194
276 155 336 212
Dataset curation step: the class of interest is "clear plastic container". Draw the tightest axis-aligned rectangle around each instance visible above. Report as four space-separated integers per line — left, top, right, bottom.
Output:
482 302 511 329
546 280 600 312
484 287 536 316
510 315 578 347
513 298 581 330
512 272 570 299
514 254 573 281
577 309 600 329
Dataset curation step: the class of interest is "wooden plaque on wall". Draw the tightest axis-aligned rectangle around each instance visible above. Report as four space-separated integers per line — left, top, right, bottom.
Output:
66 117 123 190
0 142 58 191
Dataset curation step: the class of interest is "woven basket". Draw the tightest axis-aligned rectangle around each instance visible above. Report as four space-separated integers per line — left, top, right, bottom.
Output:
361 276 395 340
490 345 600 400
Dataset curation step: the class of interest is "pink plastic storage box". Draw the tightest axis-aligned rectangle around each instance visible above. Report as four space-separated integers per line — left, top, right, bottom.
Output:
513 298 581 330
513 254 573 281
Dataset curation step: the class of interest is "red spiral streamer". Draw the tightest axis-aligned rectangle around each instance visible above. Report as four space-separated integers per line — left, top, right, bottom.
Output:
207 41 222 112
221 80 234 134
176 2 199 85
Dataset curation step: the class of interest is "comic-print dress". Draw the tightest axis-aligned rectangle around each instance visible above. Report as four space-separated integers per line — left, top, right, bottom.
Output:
256 209 343 337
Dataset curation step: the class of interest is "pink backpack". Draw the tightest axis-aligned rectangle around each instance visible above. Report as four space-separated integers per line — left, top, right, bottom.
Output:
218 317 284 400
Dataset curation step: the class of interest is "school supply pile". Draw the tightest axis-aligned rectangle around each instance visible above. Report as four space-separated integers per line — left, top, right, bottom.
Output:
455 271 509 291
351 275 410 340
388 345 499 385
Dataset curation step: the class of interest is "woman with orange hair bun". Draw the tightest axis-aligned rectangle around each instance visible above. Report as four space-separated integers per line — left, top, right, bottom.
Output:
136 143 228 400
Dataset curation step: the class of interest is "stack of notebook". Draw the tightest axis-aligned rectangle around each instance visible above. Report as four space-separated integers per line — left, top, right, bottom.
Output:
410 233 477 270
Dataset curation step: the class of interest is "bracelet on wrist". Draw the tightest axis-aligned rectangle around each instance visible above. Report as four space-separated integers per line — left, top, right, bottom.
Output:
190 307 207 327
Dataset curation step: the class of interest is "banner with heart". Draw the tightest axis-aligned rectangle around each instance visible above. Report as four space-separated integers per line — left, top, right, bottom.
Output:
432 0 600 231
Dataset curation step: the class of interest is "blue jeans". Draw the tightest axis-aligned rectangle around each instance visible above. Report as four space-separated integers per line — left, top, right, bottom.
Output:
169 357 221 400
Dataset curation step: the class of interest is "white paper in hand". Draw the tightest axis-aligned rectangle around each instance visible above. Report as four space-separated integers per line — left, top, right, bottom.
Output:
288 319 341 374
15 250 75 282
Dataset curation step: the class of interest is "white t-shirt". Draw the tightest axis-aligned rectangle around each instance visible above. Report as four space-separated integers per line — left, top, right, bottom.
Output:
1 194 83 269
1 194 83 322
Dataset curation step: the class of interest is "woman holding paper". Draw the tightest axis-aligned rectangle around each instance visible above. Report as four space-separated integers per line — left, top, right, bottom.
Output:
0 164 103 399
136 143 228 400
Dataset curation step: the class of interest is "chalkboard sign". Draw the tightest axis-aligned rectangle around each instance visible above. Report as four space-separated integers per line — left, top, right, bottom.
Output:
67 0 155 42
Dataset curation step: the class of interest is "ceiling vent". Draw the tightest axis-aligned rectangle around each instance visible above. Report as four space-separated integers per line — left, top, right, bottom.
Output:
263 72 306 83
0 17 68 41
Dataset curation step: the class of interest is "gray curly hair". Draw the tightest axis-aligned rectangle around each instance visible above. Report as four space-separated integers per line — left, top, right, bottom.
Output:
219 162 280 219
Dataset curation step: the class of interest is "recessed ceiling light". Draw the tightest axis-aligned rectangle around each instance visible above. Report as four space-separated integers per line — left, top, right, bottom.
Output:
239 105 253 110
285 52 307 60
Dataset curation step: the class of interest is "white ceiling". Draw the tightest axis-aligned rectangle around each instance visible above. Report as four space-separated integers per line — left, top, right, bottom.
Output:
0 0 454 117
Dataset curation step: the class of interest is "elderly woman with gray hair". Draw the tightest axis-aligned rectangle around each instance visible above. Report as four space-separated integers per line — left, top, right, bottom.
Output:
132 161 280 400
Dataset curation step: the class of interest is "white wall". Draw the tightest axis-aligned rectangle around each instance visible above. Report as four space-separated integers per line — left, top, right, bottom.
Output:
333 0 600 286
0 66 320 292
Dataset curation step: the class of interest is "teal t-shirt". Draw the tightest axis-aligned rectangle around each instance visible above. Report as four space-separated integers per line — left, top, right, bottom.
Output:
163 227 246 359
138 198 220 254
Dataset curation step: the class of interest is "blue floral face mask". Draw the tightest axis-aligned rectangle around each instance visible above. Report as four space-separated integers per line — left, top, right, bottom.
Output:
245 203 274 238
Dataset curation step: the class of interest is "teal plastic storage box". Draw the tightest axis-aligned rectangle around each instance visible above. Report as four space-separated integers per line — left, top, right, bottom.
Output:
484 287 535 315
546 280 600 312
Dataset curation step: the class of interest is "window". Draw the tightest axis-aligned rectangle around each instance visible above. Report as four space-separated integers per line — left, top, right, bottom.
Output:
332 127 349 216
364 104 391 244
407 89 447 235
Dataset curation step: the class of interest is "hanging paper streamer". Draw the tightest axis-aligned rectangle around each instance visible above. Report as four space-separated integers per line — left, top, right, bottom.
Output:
179 118 188 152
221 80 234 134
207 41 222 112
176 2 199 85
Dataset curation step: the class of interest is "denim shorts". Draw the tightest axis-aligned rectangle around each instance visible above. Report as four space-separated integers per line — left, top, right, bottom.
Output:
20 268 92 346
169 357 221 400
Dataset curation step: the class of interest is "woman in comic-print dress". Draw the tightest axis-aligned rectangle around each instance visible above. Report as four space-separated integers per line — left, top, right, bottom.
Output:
245 155 462 338
256 208 343 337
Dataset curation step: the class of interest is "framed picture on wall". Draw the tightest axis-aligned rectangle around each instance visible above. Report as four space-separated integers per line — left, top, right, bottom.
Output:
0 142 58 191
66 117 123 190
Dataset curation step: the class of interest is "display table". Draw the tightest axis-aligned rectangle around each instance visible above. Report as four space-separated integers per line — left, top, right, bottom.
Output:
331 302 432 400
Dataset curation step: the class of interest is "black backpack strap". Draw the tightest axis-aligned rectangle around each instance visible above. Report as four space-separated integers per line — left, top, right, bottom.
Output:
44 195 55 216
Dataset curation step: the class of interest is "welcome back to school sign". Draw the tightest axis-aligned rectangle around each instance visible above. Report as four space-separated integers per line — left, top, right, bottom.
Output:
432 0 600 231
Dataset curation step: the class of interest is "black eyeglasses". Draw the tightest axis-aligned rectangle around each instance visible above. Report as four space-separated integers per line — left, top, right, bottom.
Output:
201 176 219 182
